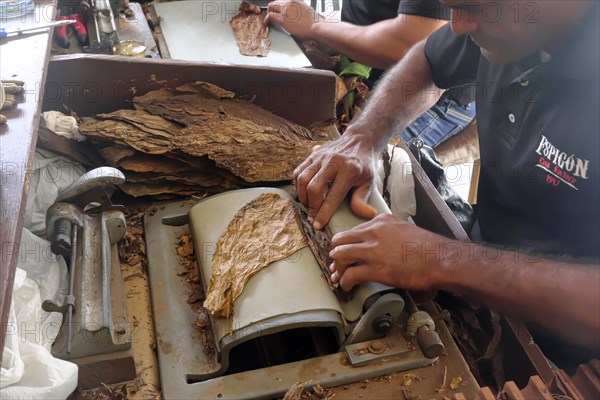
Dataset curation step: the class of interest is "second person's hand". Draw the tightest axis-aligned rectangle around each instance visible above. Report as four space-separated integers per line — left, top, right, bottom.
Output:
264 0 323 40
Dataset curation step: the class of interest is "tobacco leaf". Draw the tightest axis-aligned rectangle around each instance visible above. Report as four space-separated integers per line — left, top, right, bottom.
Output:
137 85 321 182
119 182 210 198
282 380 310 400
117 154 192 174
297 207 348 302
230 2 271 57
79 81 326 196
97 145 136 166
299 40 341 70
204 193 308 318
36 127 104 167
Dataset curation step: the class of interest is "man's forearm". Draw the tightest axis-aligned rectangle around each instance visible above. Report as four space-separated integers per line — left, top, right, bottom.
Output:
310 17 447 70
438 243 600 349
347 40 443 151
311 20 411 69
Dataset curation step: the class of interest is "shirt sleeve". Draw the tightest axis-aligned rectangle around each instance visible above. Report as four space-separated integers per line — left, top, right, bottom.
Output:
398 0 450 21
424 24 481 89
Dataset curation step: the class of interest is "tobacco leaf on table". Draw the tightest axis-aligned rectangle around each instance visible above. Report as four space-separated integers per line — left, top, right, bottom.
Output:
230 2 271 57
79 81 327 196
204 193 308 318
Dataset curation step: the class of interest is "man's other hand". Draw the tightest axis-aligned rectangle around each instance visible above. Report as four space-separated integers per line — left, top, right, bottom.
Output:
329 214 448 292
294 133 377 230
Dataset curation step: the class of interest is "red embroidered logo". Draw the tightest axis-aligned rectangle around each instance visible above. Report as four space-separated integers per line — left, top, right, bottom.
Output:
535 135 589 191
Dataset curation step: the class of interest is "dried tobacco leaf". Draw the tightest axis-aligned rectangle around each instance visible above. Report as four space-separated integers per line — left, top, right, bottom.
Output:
230 2 271 57
297 208 348 301
80 83 323 184
79 81 327 197
204 193 308 318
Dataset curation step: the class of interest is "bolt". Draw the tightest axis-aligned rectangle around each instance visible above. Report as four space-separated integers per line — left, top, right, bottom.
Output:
368 340 385 354
373 314 393 334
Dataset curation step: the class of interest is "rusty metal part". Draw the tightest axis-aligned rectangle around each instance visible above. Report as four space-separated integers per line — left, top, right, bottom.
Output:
144 192 437 400
403 290 445 359
453 359 600 400
368 340 385 355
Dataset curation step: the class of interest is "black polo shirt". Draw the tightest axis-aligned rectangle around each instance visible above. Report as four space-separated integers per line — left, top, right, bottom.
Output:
424 11 600 259
341 0 449 26
342 0 450 84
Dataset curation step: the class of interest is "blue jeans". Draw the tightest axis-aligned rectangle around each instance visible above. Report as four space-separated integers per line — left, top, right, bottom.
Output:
400 96 476 148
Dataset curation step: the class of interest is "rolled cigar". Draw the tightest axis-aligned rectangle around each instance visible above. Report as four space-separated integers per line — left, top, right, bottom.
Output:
2 84 24 94
0 80 25 86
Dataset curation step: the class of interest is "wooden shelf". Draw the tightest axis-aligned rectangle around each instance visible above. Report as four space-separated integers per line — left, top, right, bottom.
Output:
0 0 57 364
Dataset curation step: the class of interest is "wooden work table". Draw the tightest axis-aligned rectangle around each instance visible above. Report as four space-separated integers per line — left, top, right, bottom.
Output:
0 0 57 364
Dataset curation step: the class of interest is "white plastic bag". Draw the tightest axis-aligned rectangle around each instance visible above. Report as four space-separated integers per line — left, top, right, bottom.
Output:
24 149 85 235
0 230 77 399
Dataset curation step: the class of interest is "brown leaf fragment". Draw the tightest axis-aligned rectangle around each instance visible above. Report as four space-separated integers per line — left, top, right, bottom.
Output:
450 376 463 390
204 193 308 318
402 388 420 400
283 381 311 400
334 75 349 105
97 145 136 166
187 286 204 304
314 384 324 397
299 40 341 70
176 81 236 99
119 182 209 198
177 235 194 257
117 154 191 174
230 3 271 57
400 373 420 386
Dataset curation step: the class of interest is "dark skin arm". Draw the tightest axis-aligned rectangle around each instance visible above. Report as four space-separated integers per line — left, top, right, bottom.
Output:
291 15 600 348
294 40 442 229
262 0 446 70
329 215 600 350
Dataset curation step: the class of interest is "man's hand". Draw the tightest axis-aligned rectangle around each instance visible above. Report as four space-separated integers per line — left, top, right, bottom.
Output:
294 132 377 230
329 214 447 291
264 0 323 40
246 4 262 14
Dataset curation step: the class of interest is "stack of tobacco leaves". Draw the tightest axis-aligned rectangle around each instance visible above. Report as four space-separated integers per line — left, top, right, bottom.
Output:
79 82 329 198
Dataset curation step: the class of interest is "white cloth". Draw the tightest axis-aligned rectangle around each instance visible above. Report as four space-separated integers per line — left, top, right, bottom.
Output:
40 111 86 142
24 149 86 235
0 234 77 398
375 145 417 221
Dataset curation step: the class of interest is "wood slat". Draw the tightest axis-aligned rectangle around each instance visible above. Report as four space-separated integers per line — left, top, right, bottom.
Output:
0 0 57 365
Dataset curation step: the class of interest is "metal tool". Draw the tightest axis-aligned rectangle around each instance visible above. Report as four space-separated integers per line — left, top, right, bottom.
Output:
43 167 131 360
54 13 88 48
0 19 76 39
81 0 120 53
403 289 445 359
144 187 439 399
